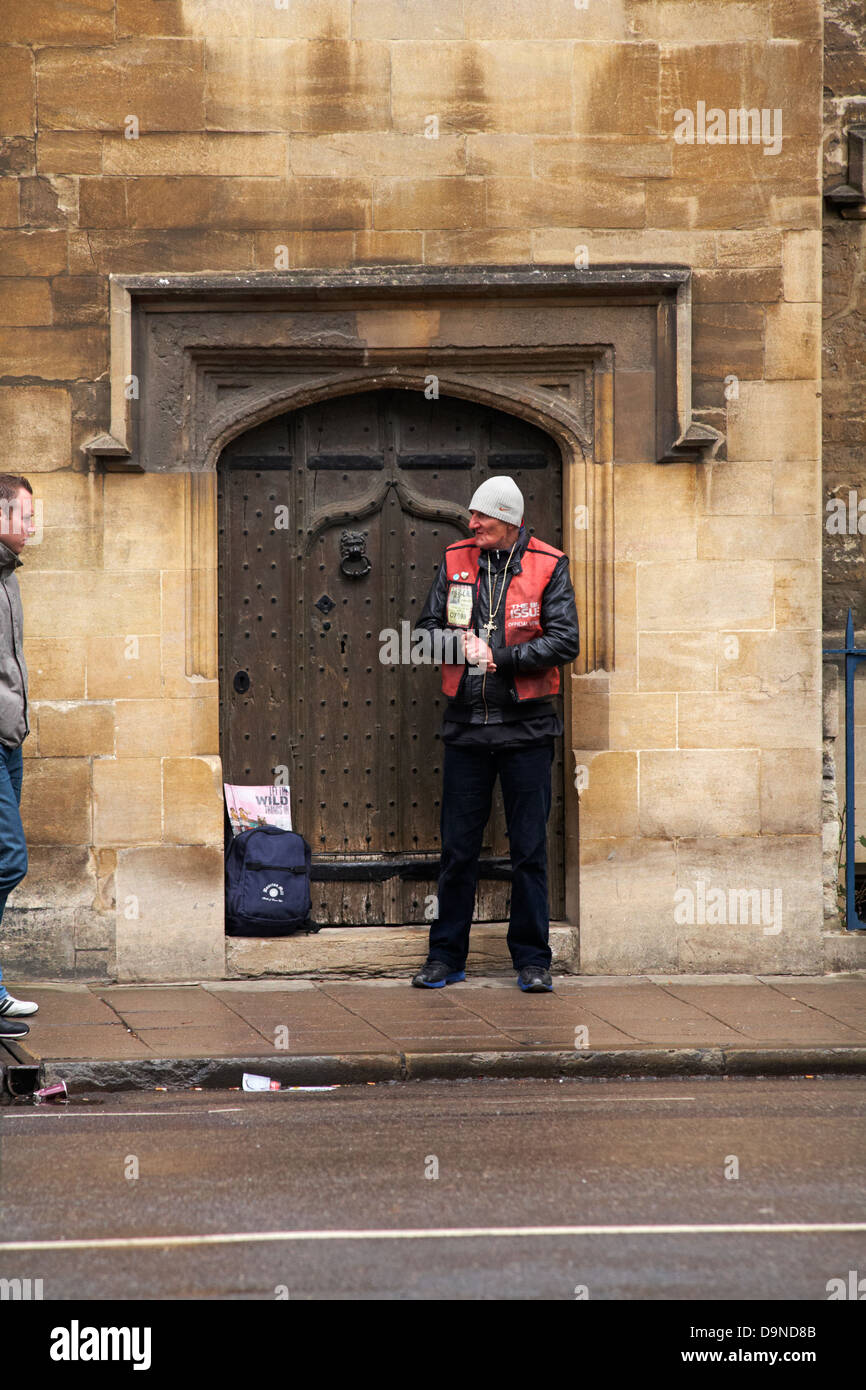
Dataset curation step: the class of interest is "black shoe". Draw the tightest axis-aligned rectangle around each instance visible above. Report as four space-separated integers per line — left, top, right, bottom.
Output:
411 959 466 989
0 1016 30 1038
517 966 553 993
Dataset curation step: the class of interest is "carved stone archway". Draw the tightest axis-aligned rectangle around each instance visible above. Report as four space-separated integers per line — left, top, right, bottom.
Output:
87 266 721 948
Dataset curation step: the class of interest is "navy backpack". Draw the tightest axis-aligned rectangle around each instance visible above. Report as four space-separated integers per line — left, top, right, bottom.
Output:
225 825 317 937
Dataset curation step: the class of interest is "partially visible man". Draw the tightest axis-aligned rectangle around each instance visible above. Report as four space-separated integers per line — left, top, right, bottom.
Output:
0 474 38 1038
413 476 579 992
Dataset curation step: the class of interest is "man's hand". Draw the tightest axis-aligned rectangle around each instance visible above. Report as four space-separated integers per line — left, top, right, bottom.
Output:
463 633 496 670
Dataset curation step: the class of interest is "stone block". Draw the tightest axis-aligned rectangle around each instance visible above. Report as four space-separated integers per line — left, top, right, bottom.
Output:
610 693 677 749
0 279 51 326
103 132 286 177
637 561 774 630
391 41 573 135
702 460 773 515
0 48 33 138
163 757 224 845
486 177 644 228
576 751 638 839
67 229 254 275
424 230 531 265
464 135 533 178
103 473 185 571
0 183 17 226
11 845 95 910
660 39 816 142
93 758 161 846
114 845 225 981
693 268 783 304
728 381 821 463
675 835 823 974
0 230 67 276
771 460 819 516
533 137 671 181
36 132 102 175
533 227 718 268
714 229 783 266
571 672 611 751
115 700 195 759
640 750 760 837
678 691 819 750
26 638 86 700
205 39 390 132
253 230 353 270
125 176 371 232
37 40 205 131
638 631 716 693
4 0 114 43
573 42 660 136
781 228 821 302
21 573 160 639
353 231 424 265
696 515 818 562
118 0 350 39
374 178 484 232
0 389 71 470
614 462 696 560
86 635 162 699
716 629 820 697
773 561 819 628
20 757 91 844
191 698 219 757
764 301 821 380
73 906 113 951
0 327 105 380
692 303 764 395
291 132 464 179
761 748 822 834
611 560 637 688
612 372 656 462
0 907 76 976
578 837 679 975
51 276 108 326
37 702 114 757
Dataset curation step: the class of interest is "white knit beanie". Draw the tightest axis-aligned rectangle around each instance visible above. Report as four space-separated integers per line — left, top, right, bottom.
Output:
467 476 524 527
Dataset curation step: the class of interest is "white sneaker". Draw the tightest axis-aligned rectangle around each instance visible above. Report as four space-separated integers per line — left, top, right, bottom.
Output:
0 994 38 1017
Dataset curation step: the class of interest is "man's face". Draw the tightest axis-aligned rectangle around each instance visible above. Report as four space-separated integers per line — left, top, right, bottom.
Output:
469 509 520 550
0 488 36 555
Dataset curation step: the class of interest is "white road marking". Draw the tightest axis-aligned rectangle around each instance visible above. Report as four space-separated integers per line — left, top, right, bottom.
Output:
0 1108 245 1119
1 1223 865 1253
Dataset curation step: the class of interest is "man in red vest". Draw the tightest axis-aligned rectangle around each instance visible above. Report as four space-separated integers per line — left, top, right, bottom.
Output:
412 476 579 992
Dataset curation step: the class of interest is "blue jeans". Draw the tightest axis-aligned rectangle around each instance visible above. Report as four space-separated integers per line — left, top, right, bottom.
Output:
0 742 27 1000
428 741 555 971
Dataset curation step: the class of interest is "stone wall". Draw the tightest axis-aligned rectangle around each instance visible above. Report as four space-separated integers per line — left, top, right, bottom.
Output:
0 0 829 979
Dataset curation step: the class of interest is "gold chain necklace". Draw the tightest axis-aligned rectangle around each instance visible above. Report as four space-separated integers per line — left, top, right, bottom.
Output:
480 540 517 642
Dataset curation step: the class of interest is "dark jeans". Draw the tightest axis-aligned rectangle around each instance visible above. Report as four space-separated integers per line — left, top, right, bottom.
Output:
0 742 27 1000
428 741 554 971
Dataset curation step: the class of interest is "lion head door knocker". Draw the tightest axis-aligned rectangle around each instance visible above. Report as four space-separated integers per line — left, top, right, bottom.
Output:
339 529 371 578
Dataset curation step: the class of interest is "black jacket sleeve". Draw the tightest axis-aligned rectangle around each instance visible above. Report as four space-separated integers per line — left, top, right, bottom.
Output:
490 554 580 673
415 557 453 658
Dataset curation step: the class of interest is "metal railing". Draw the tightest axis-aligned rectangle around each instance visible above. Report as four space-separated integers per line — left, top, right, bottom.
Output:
824 608 866 931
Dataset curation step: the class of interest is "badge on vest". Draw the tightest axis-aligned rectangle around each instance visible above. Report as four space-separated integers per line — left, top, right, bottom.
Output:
446 582 474 628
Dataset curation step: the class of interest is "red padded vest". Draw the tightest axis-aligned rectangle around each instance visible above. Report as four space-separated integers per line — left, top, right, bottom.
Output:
440 536 564 701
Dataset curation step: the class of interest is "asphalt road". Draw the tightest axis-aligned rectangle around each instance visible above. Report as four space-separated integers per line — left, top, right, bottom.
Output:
1 1076 864 1300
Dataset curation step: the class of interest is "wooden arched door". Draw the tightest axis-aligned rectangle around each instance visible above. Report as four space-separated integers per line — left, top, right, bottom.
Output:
218 389 567 926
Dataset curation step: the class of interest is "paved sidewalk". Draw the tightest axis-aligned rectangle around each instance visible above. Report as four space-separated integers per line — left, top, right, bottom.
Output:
2 973 866 1093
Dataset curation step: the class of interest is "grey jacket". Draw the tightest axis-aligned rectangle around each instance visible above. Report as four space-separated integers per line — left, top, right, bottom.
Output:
0 540 29 748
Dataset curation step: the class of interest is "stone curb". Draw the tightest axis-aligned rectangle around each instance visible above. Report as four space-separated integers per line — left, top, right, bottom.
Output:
1 1045 861 1094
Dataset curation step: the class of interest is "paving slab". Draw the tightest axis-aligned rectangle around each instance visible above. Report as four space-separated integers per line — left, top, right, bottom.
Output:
2 974 865 1092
